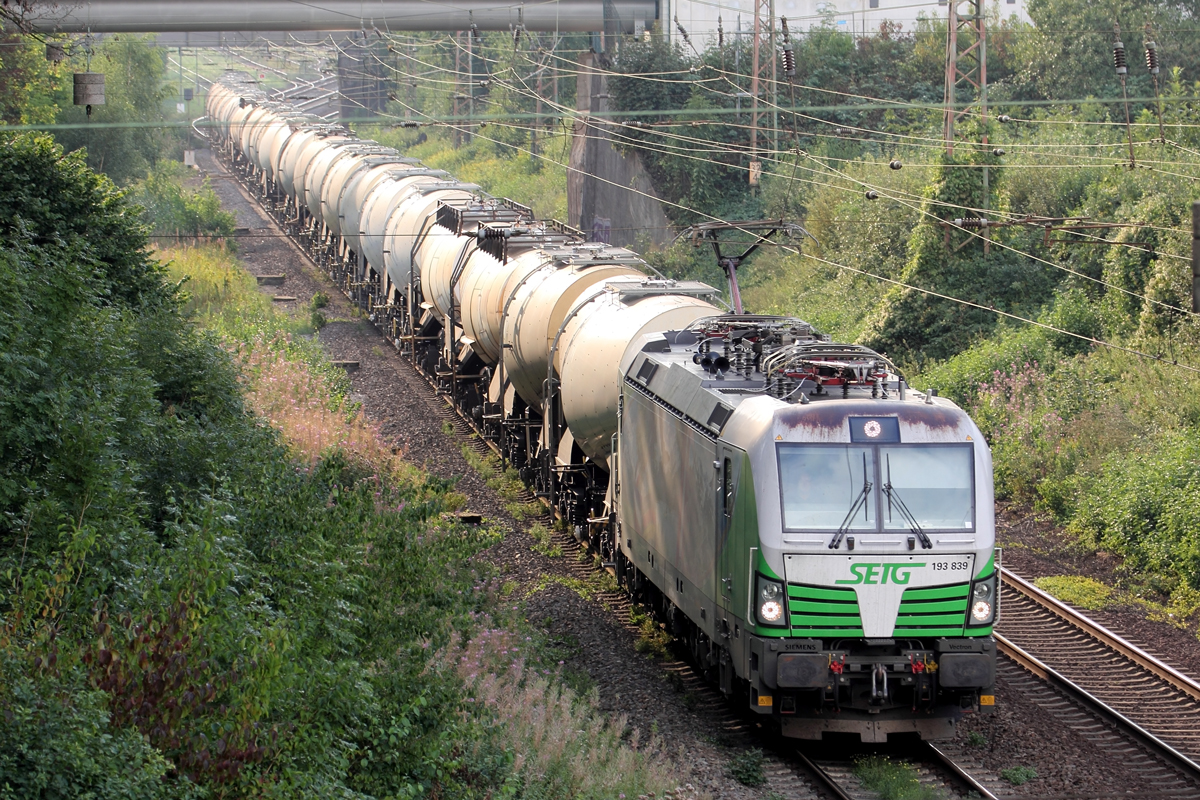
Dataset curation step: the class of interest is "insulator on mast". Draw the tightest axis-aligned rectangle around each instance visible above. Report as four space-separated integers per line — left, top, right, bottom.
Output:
674 15 691 44
955 218 988 229
717 15 724 48
1114 39 1128 75
782 46 795 78
1145 40 1160 74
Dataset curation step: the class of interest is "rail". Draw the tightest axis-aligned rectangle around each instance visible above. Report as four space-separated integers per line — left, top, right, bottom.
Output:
996 632 1200 781
1000 567 1200 703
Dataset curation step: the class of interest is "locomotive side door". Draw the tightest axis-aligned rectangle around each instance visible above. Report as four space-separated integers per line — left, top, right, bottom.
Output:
716 444 740 613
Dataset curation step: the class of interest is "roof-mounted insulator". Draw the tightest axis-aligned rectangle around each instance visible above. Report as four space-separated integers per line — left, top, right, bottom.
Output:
1114 38 1128 75
1145 40 1160 74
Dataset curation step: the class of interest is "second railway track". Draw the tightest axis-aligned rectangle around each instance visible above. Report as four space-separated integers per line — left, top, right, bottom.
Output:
996 567 1200 792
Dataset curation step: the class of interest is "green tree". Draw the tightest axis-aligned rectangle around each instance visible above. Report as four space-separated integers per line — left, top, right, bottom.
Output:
54 35 173 183
1012 0 1200 103
0 32 71 125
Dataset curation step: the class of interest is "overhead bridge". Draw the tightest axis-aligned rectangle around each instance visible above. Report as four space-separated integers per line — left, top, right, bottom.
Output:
17 0 658 33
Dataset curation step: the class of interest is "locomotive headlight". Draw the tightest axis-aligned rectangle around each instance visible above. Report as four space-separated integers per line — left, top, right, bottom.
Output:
756 577 787 627
971 600 993 622
967 575 998 625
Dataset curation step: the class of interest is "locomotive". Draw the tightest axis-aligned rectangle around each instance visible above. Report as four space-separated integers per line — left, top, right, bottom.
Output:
204 74 997 743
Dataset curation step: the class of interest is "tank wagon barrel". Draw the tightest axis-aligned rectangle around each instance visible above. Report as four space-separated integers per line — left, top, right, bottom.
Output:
208 74 999 744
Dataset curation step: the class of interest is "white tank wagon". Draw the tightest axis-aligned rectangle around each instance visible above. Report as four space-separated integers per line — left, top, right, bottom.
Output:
207 74 999 743
336 158 422 253
319 148 404 240
499 246 647 413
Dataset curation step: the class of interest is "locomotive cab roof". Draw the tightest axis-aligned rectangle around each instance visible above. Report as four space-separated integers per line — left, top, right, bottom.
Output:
622 314 943 440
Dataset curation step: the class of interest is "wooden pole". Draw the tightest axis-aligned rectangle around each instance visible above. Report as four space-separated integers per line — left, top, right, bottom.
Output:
1192 201 1200 313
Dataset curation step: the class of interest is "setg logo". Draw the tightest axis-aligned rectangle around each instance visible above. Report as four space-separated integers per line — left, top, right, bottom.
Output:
835 563 926 585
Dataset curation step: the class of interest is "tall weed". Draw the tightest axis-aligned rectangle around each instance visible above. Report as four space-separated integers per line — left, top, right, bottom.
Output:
450 622 699 800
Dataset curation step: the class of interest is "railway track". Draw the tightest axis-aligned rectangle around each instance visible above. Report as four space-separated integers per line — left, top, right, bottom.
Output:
996 568 1200 795
209 143 1200 799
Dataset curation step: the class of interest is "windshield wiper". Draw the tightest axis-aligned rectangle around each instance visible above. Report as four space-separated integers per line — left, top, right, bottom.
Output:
884 455 933 549
829 452 871 549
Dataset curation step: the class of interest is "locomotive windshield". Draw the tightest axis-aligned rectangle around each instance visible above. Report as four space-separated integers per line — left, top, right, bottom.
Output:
778 443 974 532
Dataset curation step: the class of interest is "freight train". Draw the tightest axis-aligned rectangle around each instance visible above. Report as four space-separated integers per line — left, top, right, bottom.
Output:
204 74 998 743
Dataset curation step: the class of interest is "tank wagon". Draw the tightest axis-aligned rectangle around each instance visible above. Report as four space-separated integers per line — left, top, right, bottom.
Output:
205 74 998 742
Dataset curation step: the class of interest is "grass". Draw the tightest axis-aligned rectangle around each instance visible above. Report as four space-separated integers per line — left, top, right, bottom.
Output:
1000 765 1038 786
966 730 987 747
1035 574 1200 634
726 748 766 787
528 573 616 604
161 244 415 476
853 756 943 800
1033 575 1114 611
459 441 544 519
448 620 697 800
529 521 563 558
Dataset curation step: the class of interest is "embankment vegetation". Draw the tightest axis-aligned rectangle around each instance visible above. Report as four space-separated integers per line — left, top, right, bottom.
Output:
0 132 693 798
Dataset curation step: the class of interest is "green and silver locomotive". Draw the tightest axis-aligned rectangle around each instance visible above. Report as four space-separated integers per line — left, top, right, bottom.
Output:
615 316 997 742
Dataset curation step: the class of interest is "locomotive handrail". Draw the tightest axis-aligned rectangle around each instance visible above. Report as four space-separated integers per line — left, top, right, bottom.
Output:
1000 567 1200 703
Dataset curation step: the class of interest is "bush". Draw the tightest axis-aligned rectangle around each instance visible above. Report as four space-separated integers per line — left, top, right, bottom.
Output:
0 654 182 800
130 162 236 240
2 136 701 798
1069 435 1200 590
